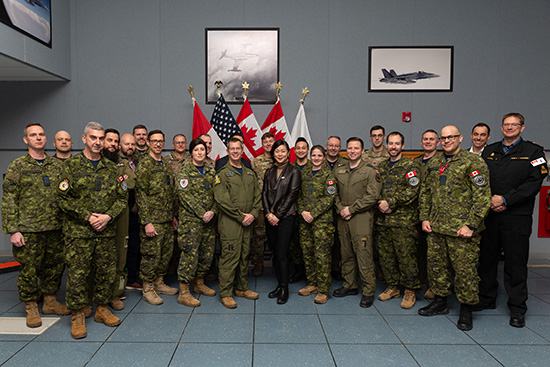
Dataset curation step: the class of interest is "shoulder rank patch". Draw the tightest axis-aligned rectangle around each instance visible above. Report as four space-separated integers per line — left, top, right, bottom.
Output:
59 179 69 191
531 157 546 167
214 174 221 185
406 171 419 186
542 165 548 175
179 179 189 189
117 162 124 167
470 170 486 186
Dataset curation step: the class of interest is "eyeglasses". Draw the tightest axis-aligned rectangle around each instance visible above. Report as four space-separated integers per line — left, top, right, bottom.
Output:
150 140 165 144
440 135 460 141
370 134 384 138
173 141 186 145
502 123 522 128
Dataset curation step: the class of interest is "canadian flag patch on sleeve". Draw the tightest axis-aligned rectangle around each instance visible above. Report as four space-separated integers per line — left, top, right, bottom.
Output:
531 157 546 167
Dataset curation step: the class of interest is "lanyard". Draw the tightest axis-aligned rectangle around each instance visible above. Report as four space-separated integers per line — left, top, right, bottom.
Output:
439 161 450 176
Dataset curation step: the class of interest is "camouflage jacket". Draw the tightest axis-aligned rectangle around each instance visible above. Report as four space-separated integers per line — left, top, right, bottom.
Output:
419 149 491 236
135 155 176 225
293 159 312 172
57 152 128 238
376 156 421 228
413 152 441 181
325 155 348 171
176 161 216 222
116 157 137 191
164 151 190 177
297 164 336 223
2 153 63 233
362 146 390 168
334 160 381 215
252 153 272 189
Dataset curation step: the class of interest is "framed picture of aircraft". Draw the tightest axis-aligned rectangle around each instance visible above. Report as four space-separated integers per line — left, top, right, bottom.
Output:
368 46 453 92
206 28 279 104
0 0 52 47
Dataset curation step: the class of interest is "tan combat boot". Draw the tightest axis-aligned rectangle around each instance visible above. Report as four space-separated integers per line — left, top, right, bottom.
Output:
220 296 237 309
42 293 71 315
401 289 416 309
424 288 435 299
83 305 93 318
24 301 42 328
153 276 178 295
378 287 400 301
94 304 121 326
235 289 259 300
109 297 125 311
314 293 329 304
71 309 87 339
177 283 201 307
142 281 164 305
193 277 216 297
298 285 318 296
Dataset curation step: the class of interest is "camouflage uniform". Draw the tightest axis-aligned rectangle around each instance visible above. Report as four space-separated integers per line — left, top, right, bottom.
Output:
297 164 336 293
135 155 176 283
175 161 217 284
2 154 65 302
213 163 262 298
250 154 272 265
57 152 127 310
334 160 381 296
419 149 491 304
164 151 190 177
376 157 422 290
289 160 311 266
362 146 390 168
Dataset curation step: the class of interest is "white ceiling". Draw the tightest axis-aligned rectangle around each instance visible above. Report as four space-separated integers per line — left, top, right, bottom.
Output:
0 54 65 81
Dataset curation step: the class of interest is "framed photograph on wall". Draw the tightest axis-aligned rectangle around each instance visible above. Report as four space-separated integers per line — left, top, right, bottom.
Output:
368 46 453 92
206 28 279 104
0 0 52 48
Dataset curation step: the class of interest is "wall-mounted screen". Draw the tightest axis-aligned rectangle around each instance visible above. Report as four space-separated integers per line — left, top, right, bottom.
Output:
0 0 52 48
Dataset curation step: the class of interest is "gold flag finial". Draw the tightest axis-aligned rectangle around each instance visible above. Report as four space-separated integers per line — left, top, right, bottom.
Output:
215 81 223 97
275 81 283 99
187 85 195 99
300 87 310 104
242 81 250 98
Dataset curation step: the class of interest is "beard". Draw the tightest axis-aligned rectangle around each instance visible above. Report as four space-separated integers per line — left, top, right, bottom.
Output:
102 148 120 163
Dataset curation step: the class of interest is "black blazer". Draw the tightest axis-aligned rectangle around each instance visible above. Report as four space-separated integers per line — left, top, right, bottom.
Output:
262 163 302 219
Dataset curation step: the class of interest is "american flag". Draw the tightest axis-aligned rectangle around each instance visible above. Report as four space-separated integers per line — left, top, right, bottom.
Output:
210 94 243 145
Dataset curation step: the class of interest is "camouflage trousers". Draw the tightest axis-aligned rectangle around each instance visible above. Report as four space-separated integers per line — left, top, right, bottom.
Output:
177 218 216 284
299 221 334 293
218 221 254 298
12 230 65 302
139 222 174 283
377 225 420 290
250 210 266 265
65 236 116 310
290 220 304 265
427 232 480 305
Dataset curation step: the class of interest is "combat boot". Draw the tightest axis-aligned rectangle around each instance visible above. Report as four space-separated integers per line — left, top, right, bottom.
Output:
235 289 259 300
314 293 329 304
94 304 121 327
424 288 435 299
24 301 42 328
401 289 416 309
153 276 178 295
142 281 164 305
457 303 473 331
71 309 87 339
83 305 93 318
378 287 400 301
418 295 449 316
192 277 216 296
42 293 71 315
109 297 125 311
298 285 318 296
178 283 201 307
253 263 263 277
220 296 237 309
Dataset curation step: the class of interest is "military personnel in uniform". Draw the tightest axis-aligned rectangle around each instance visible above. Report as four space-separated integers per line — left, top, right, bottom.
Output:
175 138 217 307
477 113 548 328
214 138 262 309
362 125 390 168
53 130 73 160
376 132 422 309
2 123 70 328
194 134 215 168
297 145 336 304
164 133 189 176
333 137 381 308
413 129 440 298
58 121 127 339
325 136 348 171
469 123 491 156
135 129 178 305
418 125 491 331
250 132 275 276
132 124 149 159
215 133 252 171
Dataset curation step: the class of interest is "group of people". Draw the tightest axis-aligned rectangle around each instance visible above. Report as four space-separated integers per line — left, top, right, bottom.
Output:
1 112 547 340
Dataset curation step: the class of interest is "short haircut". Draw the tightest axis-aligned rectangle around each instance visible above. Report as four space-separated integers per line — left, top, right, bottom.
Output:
295 137 309 148
172 134 186 142
132 124 147 134
105 128 120 139
198 133 211 140
84 121 104 135
148 129 165 140
261 132 275 141
370 125 385 135
502 112 525 125
310 145 326 157
270 139 290 162
24 123 43 136
327 136 341 142
230 131 244 140
422 129 439 139
227 137 243 147
387 131 404 145
346 136 364 150
189 138 206 154
471 122 491 135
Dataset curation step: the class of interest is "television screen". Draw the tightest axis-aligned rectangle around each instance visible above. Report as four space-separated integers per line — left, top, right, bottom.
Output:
0 0 51 48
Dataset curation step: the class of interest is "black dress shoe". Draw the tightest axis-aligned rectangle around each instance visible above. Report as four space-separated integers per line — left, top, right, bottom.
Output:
289 266 305 284
418 296 449 316
277 286 289 304
332 287 359 298
268 285 282 299
457 304 473 331
331 271 343 281
360 295 374 308
510 313 525 328
469 302 496 312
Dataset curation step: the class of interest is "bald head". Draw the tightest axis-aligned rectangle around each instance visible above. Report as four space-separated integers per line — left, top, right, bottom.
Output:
53 130 73 158
120 133 136 157
440 125 463 156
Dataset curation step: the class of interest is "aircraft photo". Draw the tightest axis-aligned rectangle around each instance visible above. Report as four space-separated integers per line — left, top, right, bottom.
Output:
379 68 439 84
219 44 259 72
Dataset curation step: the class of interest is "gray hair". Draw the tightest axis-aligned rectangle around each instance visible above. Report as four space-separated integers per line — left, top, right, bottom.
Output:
84 121 104 135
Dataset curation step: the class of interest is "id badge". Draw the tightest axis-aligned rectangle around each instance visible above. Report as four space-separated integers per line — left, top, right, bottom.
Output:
439 175 447 185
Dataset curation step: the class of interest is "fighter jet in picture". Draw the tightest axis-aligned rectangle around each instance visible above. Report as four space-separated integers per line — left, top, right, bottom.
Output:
379 68 439 84
24 0 49 10
219 44 259 72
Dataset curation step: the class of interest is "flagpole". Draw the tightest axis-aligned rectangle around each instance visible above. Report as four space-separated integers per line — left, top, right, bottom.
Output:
242 81 250 100
188 85 195 105
275 81 282 101
300 87 310 105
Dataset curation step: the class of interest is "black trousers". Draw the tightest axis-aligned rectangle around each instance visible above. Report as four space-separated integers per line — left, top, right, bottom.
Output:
478 212 532 314
125 211 141 284
266 215 296 286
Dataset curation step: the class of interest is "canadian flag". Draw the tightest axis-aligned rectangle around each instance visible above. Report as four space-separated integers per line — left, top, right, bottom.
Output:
191 98 227 160
261 98 295 160
290 103 313 149
236 97 263 160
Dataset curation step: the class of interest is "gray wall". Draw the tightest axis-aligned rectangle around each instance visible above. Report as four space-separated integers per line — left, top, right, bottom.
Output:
1 0 550 255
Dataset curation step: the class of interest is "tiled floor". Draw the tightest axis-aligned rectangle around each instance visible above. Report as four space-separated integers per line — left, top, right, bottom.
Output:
1 260 550 366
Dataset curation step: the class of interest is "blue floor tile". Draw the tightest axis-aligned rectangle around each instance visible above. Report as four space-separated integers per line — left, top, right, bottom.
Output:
0 341 27 365
131 297 193 314
522 315 550 341
374 291 431 315
108 313 189 342
254 314 325 344
465 315 549 345
173 343 252 366
320 314 401 344
331 344 418 367
34 313 123 342
181 313 253 343
254 343 334 367
527 277 550 294
407 344 502 367
193 293 255 314
0 291 20 313
315 293 378 315
255 292 317 314
484 345 550 367
1 341 102 367
88 342 177 367
384 315 475 345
